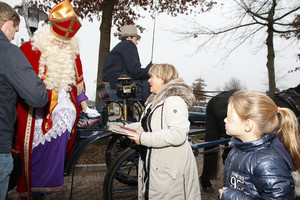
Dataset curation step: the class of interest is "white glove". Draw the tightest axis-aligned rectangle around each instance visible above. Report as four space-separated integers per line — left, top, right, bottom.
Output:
83 107 100 118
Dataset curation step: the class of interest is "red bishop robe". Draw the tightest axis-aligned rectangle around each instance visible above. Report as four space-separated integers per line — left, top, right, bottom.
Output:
13 41 85 199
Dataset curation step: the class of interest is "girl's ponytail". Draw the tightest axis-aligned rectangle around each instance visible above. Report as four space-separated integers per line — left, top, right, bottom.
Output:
277 108 300 173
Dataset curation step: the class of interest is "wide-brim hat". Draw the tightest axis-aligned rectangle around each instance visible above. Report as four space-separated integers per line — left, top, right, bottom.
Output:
49 0 82 41
118 25 141 40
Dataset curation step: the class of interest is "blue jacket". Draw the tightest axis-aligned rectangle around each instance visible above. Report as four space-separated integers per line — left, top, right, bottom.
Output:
0 30 48 153
221 133 296 199
102 40 149 89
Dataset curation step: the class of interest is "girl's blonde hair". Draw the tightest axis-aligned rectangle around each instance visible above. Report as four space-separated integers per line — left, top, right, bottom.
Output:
149 64 178 84
228 90 300 173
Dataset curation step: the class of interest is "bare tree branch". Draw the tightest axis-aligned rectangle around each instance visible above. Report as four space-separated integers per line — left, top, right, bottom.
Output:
274 5 300 22
173 0 299 94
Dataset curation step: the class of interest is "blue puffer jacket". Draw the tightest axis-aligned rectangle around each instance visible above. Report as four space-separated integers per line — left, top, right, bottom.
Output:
221 133 297 199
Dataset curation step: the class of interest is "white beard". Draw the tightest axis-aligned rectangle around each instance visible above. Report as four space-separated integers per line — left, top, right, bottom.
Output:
31 25 79 92
41 44 76 92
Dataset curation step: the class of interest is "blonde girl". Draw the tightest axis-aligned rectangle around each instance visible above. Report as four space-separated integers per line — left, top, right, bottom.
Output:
219 90 300 199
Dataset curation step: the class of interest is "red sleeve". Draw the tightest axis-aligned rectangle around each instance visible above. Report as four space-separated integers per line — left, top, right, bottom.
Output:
75 55 86 93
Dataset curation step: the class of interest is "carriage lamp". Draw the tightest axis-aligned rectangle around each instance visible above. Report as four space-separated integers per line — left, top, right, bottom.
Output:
116 75 137 99
116 75 137 122
18 5 48 37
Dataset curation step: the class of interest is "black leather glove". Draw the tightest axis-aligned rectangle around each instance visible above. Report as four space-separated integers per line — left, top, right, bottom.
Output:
145 61 153 71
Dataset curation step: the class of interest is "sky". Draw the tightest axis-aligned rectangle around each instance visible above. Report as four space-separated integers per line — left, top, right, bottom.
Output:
5 0 300 101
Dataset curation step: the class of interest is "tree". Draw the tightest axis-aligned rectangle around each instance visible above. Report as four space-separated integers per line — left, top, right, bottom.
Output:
24 0 217 103
174 0 300 94
282 14 300 62
293 15 300 60
223 77 246 91
288 67 300 73
192 77 207 106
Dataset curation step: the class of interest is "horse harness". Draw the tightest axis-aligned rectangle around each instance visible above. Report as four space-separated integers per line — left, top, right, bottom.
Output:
274 89 300 118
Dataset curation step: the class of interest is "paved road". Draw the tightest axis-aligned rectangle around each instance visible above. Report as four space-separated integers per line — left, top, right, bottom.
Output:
7 151 224 199
7 129 225 200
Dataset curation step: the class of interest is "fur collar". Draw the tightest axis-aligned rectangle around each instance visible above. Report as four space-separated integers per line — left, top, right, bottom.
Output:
145 77 195 109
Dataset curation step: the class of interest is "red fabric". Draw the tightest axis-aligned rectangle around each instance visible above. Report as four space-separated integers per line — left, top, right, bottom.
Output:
13 41 84 199
52 19 81 38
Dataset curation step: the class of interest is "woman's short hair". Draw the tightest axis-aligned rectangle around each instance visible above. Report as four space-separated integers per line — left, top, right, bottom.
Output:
0 2 20 28
149 64 178 84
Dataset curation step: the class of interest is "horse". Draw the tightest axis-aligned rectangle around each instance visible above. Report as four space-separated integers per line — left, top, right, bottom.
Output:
200 84 300 190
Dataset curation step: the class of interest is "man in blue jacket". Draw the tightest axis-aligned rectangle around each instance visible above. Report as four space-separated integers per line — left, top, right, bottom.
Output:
0 2 48 198
102 25 151 104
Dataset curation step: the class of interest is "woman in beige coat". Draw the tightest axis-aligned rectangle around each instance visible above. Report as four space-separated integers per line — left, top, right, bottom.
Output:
127 64 201 200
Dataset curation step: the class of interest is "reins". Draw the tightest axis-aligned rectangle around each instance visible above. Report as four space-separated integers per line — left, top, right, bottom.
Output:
275 89 300 117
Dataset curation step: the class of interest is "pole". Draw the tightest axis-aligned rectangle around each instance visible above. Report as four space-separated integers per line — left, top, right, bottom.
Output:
150 0 158 62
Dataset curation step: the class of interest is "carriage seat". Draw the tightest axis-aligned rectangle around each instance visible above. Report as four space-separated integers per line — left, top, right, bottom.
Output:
97 82 142 103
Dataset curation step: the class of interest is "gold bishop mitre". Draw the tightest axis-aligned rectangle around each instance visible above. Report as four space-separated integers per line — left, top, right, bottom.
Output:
49 0 82 41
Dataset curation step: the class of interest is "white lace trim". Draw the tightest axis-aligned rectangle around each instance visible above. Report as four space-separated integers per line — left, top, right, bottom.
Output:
32 89 76 149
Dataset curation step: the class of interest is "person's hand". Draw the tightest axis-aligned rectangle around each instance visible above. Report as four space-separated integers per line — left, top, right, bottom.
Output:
218 187 227 199
83 107 100 118
127 130 141 145
145 61 153 71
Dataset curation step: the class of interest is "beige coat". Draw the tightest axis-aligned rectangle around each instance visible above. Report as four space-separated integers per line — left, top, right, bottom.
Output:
127 78 201 200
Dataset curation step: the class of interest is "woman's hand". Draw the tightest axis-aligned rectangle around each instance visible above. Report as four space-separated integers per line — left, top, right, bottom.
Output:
127 130 141 145
218 187 227 199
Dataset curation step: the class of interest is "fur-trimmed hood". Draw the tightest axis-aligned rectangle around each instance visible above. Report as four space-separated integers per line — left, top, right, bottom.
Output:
145 77 195 109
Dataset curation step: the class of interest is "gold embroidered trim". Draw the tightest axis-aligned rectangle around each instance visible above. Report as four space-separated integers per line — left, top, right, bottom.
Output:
50 17 81 41
74 64 84 94
18 191 28 198
24 106 34 198
32 185 64 192
77 81 84 95
75 65 83 82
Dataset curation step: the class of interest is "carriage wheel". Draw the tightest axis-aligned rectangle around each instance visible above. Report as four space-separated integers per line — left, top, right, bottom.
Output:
130 101 144 121
105 134 135 168
103 145 139 200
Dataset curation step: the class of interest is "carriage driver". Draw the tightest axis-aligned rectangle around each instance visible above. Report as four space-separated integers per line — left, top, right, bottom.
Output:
102 25 152 105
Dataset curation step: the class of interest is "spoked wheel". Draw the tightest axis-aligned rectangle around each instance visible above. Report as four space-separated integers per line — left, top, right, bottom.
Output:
130 101 144 121
105 134 135 168
103 145 140 200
